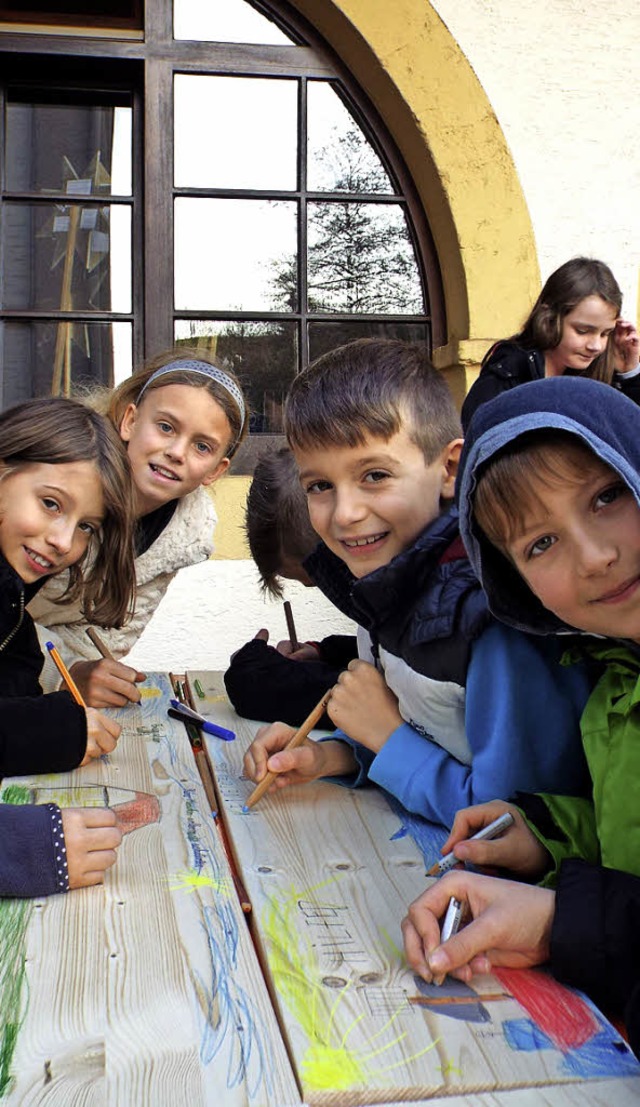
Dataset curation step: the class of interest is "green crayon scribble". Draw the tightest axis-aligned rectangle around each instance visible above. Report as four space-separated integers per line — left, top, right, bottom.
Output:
261 881 439 1092
0 785 35 1097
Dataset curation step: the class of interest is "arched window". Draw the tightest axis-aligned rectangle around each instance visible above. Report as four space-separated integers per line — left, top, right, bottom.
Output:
0 0 444 464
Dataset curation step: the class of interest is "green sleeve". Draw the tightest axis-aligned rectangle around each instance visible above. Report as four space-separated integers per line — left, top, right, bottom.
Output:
519 794 600 888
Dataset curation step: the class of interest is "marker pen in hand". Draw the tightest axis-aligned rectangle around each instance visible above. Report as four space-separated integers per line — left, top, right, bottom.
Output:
428 811 515 877
432 896 463 987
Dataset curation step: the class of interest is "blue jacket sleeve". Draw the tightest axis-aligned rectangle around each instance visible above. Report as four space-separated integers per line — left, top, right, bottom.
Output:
0 803 69 897
354 624 591 827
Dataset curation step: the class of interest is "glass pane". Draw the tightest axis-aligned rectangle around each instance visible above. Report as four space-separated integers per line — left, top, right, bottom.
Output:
308 83 394 194
307 201 423 314
174 0 294 43
6 99 132 196
1 320 132 408
175 198 297 312
175 319 297 471
309 321 429 364
174 76 297 190
1 203 132 313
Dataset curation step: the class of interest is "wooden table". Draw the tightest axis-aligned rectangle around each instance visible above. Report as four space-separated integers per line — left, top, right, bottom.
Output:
0 671 639 1106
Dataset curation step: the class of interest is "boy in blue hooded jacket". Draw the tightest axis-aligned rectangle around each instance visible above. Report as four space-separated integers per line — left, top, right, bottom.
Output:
403 375 640 1055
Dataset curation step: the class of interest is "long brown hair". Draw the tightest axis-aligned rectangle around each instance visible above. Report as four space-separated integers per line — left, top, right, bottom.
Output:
513 257 622 383
0 397 136 627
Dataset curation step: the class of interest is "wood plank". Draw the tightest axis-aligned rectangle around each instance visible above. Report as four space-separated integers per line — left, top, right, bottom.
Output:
188 671 640 1107
1 673 300 1107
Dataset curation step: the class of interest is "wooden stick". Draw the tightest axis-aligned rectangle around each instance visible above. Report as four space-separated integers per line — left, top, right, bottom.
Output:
242 689 332 811
85 627 115 661
283 600 299 652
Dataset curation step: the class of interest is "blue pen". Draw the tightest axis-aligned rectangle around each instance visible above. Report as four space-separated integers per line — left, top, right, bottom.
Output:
168 699 235 742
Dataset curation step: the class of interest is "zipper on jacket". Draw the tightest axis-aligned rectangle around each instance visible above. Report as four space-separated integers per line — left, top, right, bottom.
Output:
0 591 24 654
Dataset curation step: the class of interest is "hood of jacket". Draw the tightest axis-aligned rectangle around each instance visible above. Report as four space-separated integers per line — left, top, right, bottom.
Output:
456 376 640 635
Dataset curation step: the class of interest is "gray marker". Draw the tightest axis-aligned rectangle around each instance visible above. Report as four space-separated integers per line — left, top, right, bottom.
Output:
428 811 515 876
432 896 463 986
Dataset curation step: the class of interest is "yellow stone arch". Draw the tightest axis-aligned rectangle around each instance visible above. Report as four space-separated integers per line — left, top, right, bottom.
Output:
295 0 540 405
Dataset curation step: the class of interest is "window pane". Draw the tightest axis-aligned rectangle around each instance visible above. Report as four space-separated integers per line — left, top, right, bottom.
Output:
174 76 297 190
1 203 131 313
175 198 297 312
307 201 423 313
309 321 429 364
1 320 132 407
174 0 294 44
6 99 132 196
308 83 394 194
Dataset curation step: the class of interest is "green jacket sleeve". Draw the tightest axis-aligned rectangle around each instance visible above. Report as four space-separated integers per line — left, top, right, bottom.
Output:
517 793 600 887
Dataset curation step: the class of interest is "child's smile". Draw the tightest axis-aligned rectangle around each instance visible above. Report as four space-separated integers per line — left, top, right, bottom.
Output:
505 462 640 642
296 429 459 579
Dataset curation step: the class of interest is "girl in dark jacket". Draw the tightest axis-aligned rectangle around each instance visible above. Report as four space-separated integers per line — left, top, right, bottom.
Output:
461 257 640 430
0 397 136 897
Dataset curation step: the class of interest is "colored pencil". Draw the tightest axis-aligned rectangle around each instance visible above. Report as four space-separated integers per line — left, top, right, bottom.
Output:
45 641 86 707
283 599 299 652
242 689 332 811
85 626 115 661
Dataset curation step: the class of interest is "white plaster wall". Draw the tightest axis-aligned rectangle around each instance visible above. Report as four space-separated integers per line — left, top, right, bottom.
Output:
124 559 356 672
126 0 640 673
432 0 640 317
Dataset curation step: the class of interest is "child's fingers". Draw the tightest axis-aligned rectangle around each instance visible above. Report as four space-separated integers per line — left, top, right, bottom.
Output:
76 807 119 829
441 801 513 854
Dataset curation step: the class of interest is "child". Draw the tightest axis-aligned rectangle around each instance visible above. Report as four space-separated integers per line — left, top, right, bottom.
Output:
0 396 137 896
224 446 357 727
30 349 248 707
243 339 591 827
461 257 640 430
403 375 640 1048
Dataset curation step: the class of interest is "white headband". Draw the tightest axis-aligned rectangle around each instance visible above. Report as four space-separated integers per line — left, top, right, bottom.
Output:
137 359 246 433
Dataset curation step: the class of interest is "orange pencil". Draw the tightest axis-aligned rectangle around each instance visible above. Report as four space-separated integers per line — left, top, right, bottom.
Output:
45 641 86 707
242 689 332 812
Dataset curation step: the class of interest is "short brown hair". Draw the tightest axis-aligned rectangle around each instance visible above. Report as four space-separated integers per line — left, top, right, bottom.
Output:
0 397 136 626
473 430 607 549
285 339 461 461
246 447 317 598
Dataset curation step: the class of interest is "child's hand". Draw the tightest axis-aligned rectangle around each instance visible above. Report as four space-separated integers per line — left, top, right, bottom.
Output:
61 807 123 889
276 640 321 661
440 800 549 879
243 724 356 790
327 660 403 752
81 708 121 765
70 660 147 708
613 318 640 372
402 871 556 984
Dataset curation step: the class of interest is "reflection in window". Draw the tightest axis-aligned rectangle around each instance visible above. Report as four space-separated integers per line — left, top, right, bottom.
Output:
307 83 394 194
174 0 294 44
174 76 297 191
309 321 428 364
307 202 422 314
175 198 297 312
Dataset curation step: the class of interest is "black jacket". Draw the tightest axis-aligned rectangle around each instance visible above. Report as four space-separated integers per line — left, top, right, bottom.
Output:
461 341 544 432
552 859 640 1059
0 553 87 897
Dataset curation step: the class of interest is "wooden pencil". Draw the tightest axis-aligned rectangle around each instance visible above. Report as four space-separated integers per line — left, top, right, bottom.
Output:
45 641 86 707
242 689 332 811
85 626 115 661
283 599 299 652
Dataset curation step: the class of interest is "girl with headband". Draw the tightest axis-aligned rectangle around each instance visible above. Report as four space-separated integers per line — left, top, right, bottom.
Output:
30 348 248 707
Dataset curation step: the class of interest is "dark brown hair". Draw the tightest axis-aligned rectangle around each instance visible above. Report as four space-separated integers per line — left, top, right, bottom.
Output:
0 397 136 626
513 257 622 384
285 338 461 460
246 447 317 598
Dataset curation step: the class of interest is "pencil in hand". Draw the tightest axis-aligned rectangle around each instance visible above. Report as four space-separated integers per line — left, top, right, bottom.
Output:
45 641 86 707
85 626 115 661
283 599 299 652
242 689 332 812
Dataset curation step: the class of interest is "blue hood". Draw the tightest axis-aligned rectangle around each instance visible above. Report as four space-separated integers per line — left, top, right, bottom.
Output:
456 376 640 635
